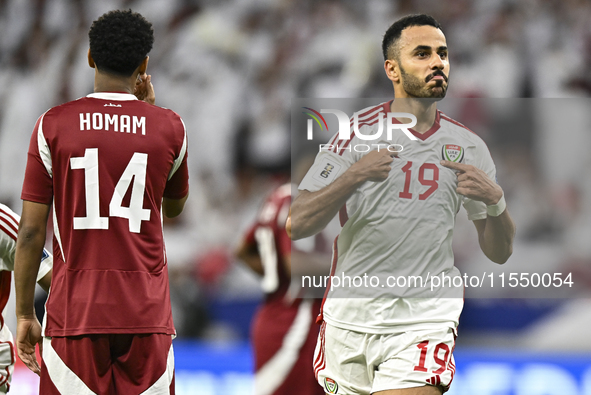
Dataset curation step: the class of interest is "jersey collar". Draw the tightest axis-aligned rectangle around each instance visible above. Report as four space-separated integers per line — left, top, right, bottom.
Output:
382 100 441 141
87 92 138 101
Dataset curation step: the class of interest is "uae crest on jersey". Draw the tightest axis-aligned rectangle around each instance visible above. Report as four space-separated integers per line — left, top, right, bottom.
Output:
441 144 464 163
324 377 339 394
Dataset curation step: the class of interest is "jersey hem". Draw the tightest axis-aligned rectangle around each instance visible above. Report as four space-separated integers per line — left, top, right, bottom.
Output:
162 187 189 200
322 315 457 335
21 194 52 205
44 327 175 337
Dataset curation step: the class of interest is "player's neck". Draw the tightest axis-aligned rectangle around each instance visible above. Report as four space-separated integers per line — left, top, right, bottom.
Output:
390 98 437 134
94 72 135 95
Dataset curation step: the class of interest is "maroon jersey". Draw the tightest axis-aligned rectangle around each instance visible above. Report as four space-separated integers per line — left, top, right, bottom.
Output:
21 92 188 336
243 183 292 302
243 183 325 395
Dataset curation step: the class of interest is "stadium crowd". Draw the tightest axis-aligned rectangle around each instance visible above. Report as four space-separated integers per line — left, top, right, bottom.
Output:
0 0 590 348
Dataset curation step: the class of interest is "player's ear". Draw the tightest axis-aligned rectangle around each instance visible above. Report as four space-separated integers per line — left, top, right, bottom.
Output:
384 59 400 83
138 56 149 75
87 49 95 69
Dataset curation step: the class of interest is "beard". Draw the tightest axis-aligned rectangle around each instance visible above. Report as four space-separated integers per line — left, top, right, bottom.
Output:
399 64 448 99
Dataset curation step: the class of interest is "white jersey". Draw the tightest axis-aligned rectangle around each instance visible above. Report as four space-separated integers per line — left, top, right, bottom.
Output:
0 203 53 392
298 101 496 334
0 204 53 285
0 204 53 327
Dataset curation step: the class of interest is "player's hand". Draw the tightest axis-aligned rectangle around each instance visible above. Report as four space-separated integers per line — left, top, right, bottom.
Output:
16 315 43 375
134 73 155 105
351 149 397 182
441 160 503 205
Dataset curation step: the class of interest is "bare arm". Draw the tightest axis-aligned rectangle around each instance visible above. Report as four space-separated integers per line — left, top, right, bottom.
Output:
235 238 264 276
441 160 515 264
473 210 515 264
291 150 395 240
15 200 50 374
162 194 188 218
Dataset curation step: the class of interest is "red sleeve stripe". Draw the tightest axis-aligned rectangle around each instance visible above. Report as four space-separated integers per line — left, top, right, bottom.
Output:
0 224 17 242
349 105 383 126
439 113 478 136
350 110 382 128
0 208 19 233
327 105 383 149
0 215 18 241
328 131 341 147
333 118 383 154
335 136 353 155
355 118 381 129
353 104 383 122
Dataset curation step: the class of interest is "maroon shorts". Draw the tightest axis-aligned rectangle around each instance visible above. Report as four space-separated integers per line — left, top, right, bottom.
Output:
252 299 325 395
40 334 174 395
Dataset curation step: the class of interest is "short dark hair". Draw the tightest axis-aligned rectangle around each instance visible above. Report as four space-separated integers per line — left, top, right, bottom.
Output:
89 10 154 77
382 14 442 61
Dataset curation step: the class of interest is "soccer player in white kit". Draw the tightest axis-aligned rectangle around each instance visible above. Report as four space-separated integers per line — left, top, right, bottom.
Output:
0 203 52 393
290 14 516 395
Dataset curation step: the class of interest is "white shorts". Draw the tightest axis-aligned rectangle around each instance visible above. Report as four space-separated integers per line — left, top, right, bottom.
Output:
0 325 15 393
314 322 456 394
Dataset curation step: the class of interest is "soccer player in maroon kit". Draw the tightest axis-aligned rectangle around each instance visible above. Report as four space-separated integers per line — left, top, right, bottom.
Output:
236 183 326 395
14 10 188 394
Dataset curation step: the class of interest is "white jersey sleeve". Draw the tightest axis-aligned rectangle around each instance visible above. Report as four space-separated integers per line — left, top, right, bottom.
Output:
461 140 497 221
298 148 356 192
0 203 53 281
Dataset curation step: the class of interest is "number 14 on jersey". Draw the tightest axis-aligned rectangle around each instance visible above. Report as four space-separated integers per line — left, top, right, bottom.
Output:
70 148 151 233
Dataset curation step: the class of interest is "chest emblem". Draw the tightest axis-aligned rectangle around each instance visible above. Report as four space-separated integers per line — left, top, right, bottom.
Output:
441 144 464 163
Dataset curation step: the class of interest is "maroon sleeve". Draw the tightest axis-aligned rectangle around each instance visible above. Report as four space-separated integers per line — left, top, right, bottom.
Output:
21 114 53 204
163 153 189 199
163 115 189 199
244 224 257 246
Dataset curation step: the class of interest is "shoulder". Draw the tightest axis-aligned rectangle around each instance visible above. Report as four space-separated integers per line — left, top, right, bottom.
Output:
45 97 90 116
149 106 185 130
36 97 92 129
438 111 488 148
325 102 388 155
351 102 389 126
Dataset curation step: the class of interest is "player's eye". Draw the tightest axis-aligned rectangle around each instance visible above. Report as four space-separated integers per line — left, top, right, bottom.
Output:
416 51 427 58
439 52 448 59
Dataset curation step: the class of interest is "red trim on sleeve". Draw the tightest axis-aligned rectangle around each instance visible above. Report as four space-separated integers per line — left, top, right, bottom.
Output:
339 204 348 227
0 209 18 239
439 113 478 136
0 225 16 242
329 104 383 151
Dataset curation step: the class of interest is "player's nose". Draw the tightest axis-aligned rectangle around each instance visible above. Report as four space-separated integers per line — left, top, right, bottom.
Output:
430 54 445 70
